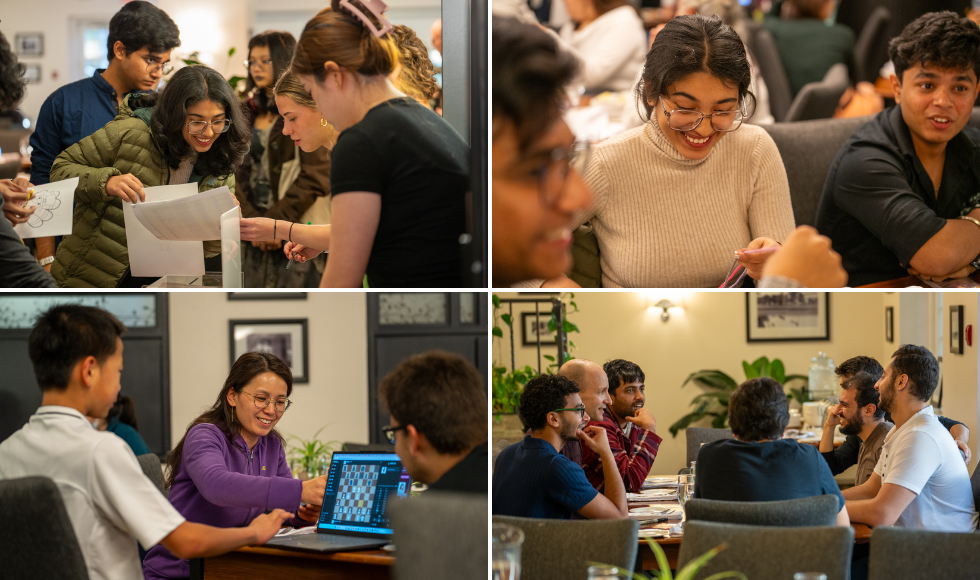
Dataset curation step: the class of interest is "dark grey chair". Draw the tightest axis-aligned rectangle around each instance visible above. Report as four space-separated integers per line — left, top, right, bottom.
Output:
971 107 980 130
751 27 795 122
678 521 853 580
970 461 980 528
853 7 892 84
0 476 90 579
685 495 840 527
492 515 638 580
784 63 850 123
390 492 487 580
868 527 980 580
342 442 395 452
136 453 166 497
762 115 870 227
686 427 733 466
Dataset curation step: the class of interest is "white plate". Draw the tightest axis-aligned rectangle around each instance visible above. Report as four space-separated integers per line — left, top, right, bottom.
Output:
638 529 668 538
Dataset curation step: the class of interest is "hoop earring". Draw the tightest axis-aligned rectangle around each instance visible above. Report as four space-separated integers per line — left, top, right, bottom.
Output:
320 118 328 127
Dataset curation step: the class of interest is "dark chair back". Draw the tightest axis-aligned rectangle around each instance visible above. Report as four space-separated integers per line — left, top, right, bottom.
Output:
678 521 853 580
853 7 891 83
868 526 980 580
970 107 980 130
569 224 601 288
492 515 638 580
0 476 90 579
686 427 733 467
136 453 166 497
391 492 487 580
784 63 850 123
750 28 794 122
341 442 395 452
685 495 840 527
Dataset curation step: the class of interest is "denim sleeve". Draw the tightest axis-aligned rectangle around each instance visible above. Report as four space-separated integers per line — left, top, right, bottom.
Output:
28 91 65 186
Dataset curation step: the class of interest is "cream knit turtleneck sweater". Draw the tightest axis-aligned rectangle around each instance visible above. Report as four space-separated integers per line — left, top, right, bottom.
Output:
576 120 796 288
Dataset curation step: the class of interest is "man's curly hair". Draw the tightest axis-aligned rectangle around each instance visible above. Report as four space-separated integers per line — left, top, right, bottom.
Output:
389 25 439 102
0 32 26 114
519 374 580 431
728 377 789 441
889 11 980 82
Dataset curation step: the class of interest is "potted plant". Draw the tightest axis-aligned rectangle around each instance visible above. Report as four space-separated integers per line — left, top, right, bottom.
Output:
285 425 342 480
592 539 746 580
668 356 808 437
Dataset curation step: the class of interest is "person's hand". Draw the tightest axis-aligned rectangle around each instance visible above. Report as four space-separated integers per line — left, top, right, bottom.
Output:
957 440 972 464
542 275 581 288
735 237 781 280
283 242 322 263
301 475 328 505
625 408 657 433
239 217 276 242
247 509 293 545
106 174 145 203
825 404 842 429
1 177 37 225
577 424 612 457
297 503 322 523
910 264 976 283
760 226 847 288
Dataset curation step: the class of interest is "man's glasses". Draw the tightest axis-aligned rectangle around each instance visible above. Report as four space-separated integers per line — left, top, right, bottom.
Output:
245 58 274 69
552 406 587 418
382 424 409 444
240 390 292 413
538 141 591 208
137 53 173 76
185 119 232 135
659 96 744 133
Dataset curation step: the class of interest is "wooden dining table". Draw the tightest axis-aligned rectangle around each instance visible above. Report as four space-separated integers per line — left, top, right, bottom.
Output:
201 545 393 580
858 271 980 288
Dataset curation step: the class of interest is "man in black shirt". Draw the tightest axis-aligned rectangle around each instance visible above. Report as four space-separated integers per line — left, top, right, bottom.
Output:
379 350 486 494
815 12 980 286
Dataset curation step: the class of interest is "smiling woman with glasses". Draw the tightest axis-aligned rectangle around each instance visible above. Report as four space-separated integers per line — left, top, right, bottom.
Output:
538 13 796 289
144 352 326 580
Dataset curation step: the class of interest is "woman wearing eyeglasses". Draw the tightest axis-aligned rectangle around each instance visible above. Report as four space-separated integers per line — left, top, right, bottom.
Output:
143 352 328 580
235 31 333 288
48 65 249 287
543 13 796 288
239 0 469 288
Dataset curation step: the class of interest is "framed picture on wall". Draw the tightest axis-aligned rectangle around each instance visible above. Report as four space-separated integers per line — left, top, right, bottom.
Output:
22 64 41 84
521 312 557 346
885 306 894 343
950 305 964 355
14 33 43 56
746 292 830 342
228 292 307 300
229 319 308 383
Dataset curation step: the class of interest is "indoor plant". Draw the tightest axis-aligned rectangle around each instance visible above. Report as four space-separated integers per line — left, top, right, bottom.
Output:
285 425 342 480
592 539 746 580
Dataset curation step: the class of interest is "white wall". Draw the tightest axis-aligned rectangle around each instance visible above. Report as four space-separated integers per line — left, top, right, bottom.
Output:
941 292 980 472
167 292 370 451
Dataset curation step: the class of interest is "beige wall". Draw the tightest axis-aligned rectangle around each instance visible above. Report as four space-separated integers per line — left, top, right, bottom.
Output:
494 291 980 476
941 292 980 472
168 292 369 451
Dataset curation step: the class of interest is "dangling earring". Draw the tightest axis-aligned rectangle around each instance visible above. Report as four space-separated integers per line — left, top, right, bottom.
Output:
320 118 328 127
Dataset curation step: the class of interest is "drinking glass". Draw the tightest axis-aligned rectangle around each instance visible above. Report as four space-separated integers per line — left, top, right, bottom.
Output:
677 474 695 528
793 574 827 580
689 461 697 477
492 524 524 580
587 565 628 579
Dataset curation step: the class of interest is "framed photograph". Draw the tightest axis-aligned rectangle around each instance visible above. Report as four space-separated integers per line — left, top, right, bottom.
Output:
22 63 41 84
950 305 964 355
229 319 308 383
746 293 830 342
521 311 557 346
885 306 894 343
228 292 307 300
14 33 43 56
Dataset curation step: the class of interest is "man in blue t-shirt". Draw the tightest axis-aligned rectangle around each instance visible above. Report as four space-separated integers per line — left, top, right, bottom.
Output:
492 374 628 519
27 1 180 270
695 377 850 526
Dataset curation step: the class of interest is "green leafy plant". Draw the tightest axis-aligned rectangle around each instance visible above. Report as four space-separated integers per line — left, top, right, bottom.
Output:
285 425 342 479
668 356 807 437
592 539 746 580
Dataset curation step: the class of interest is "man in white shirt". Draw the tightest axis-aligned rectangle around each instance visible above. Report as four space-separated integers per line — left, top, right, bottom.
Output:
0 304 292 580
843 344 978 531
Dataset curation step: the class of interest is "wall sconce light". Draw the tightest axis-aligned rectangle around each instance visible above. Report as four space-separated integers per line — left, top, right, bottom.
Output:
654 299 675 322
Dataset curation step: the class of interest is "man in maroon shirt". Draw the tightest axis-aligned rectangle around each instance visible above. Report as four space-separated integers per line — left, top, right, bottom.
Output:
582 359 662 492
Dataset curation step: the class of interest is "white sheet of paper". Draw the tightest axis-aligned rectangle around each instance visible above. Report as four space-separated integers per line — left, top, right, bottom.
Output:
122 184 204 278
132 185 238 241
220 207 242 288
12 177 78 239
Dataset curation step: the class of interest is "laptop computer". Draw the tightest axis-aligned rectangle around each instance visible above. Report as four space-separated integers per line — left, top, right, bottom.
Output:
265 451 412 553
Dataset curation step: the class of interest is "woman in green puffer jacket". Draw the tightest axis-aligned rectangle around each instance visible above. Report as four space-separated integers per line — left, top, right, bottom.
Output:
50 65 249 287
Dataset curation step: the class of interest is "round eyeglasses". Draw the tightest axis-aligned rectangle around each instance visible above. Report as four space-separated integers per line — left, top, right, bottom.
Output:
539 140 591 208
659 96 744 132
240 390 292 413
185 119 232 135
137 53 174 76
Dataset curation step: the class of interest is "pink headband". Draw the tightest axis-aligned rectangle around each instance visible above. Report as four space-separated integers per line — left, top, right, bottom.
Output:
339 0 394 38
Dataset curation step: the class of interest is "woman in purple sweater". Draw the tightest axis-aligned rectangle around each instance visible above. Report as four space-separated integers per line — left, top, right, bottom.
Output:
143 352 328 579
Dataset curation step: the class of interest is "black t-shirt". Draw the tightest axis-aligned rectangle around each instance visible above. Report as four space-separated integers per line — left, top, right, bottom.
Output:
815 106 980 287
330 98 468 287
694 439 845 511
427 442 487 494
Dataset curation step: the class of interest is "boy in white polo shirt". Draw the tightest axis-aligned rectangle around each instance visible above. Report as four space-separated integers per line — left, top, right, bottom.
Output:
0 305 293 580
843 344 978 531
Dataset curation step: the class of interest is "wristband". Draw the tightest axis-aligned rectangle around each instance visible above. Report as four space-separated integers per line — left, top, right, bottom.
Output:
961 217 980 271
958 215 980 230
273 219 277 240
38 256 54 266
